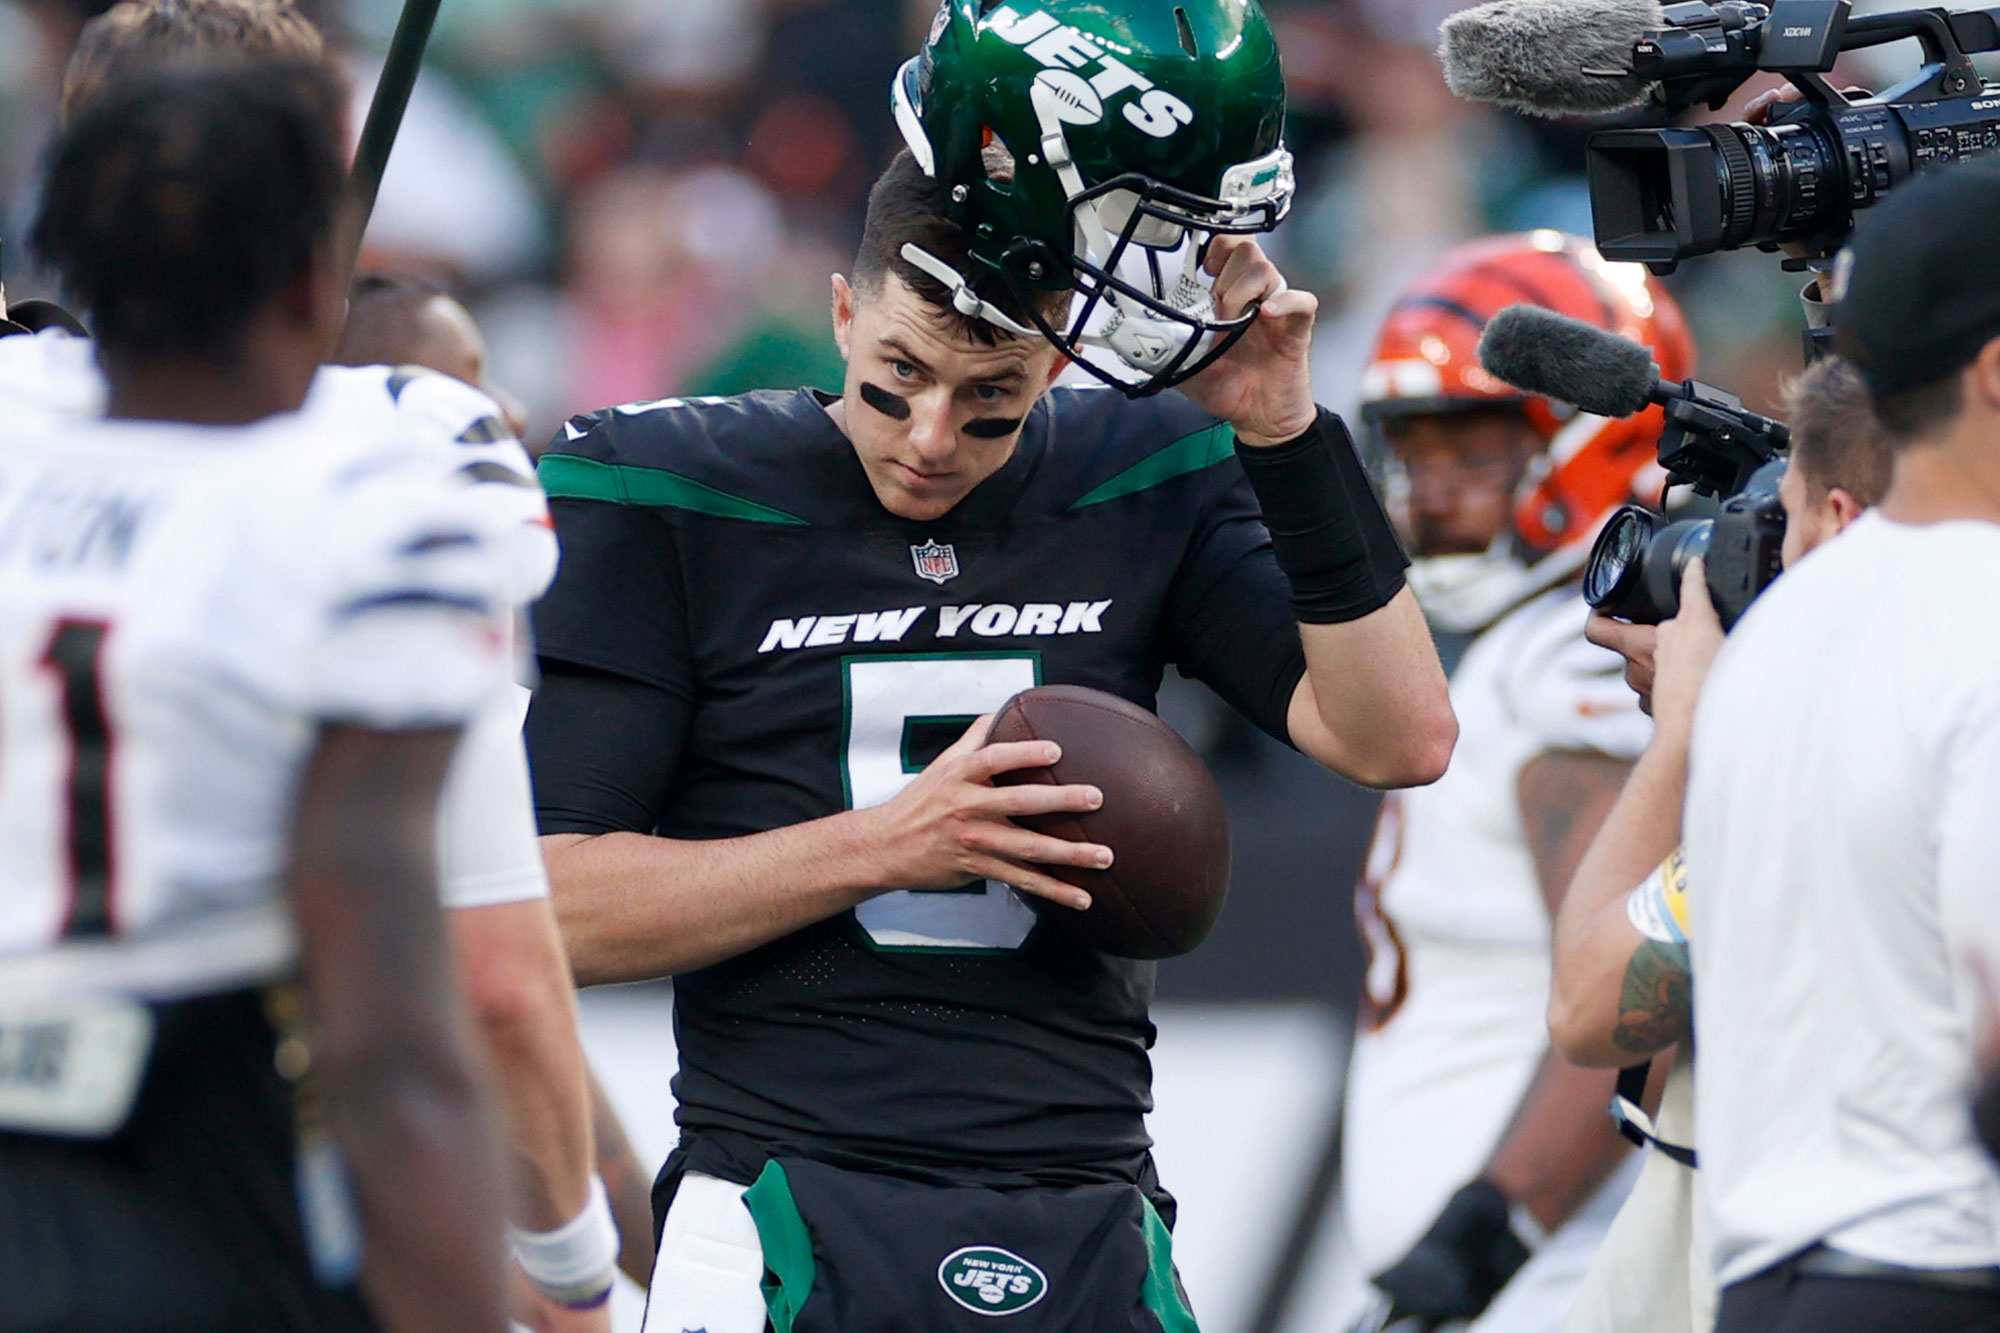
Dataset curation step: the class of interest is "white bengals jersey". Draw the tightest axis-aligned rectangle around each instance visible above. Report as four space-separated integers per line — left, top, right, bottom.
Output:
0 409 510 1004
1335 586 1649 1333
0 334 558 912
0 334 555 607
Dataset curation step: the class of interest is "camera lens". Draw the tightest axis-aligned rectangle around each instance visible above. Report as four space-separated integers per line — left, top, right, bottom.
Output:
1588 112 1851 264
1583 505 1658 613
1642 520 1713 622
1583 506 1713 624
1711 120 1841 251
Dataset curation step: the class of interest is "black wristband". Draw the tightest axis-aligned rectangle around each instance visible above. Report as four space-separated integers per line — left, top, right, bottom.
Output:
1235 408 1409 624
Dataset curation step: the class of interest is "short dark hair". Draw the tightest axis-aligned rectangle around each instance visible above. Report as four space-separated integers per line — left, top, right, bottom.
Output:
60 0 325 125
333 270 449 367
853 150 1066 347
1868 369 1968 447
1783 356 1893 506
33 61 348 364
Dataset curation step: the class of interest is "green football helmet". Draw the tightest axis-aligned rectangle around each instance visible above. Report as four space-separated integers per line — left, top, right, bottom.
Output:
892 0 1295 396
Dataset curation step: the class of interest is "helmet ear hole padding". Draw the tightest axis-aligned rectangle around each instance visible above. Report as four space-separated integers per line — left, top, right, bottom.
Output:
981 131 1017 185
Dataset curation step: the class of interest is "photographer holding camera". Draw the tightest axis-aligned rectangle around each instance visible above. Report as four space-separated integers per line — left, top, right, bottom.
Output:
1544 354 1891 1333
1679 162 2000 1333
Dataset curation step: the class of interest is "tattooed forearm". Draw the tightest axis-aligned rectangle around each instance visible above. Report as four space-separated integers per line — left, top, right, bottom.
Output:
1614 940 1693 1055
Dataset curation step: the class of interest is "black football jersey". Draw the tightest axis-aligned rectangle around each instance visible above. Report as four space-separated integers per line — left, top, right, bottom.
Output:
529 385 1306 1185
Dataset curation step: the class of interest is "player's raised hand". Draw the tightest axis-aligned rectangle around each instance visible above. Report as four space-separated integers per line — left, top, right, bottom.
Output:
864 715 1106 911
1180 234 1319 448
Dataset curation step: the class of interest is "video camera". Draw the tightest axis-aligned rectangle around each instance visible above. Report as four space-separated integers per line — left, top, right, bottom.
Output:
1587 0 2000 269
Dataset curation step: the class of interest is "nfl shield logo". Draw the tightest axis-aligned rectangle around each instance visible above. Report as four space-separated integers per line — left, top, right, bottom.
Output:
910 540 959 585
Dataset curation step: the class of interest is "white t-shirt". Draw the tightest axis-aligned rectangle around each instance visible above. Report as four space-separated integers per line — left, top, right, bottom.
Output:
1686 510 2000 1285
0 411 511 1001
0 335 558 911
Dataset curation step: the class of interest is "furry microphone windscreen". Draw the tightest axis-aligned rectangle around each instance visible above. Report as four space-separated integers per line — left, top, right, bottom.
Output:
1439 0 1663 117
1477 304 1662 418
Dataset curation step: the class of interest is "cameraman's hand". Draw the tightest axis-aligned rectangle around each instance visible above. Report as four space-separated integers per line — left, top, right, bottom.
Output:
1651 560 1726 747
1586 613 1658 715
1744 83 1870 125
862 716 1106 911
1180 235 1319 448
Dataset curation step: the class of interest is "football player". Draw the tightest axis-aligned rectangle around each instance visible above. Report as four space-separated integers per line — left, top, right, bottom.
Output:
0 0 629 1318
524 2 1454 1329
1336 233 1696 1333
0 62 510 1328
333 270 532 441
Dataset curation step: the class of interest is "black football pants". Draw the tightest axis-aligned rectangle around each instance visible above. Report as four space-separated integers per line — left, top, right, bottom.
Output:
0 988 379 1332
1717 1251 2000 1333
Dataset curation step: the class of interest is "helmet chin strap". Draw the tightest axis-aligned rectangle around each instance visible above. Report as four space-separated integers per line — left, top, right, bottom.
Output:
896 244 1039 337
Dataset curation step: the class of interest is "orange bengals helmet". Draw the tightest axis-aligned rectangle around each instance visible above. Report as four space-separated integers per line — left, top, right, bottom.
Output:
1361 230 1695 557
1360 232 1688 632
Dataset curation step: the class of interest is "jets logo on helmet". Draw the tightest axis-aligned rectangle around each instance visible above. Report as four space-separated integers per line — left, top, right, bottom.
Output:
986 7 1195 137
892 0 1294 397
1360 231 1696 632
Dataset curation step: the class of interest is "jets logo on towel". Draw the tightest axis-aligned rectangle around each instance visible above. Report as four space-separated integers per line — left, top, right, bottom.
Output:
938 1246 1048 1316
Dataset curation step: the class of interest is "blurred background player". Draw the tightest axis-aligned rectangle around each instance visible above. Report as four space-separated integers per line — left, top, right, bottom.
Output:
328 262 660 1308
0 0 640 1318
0 61 509 1330
1337 232 1696 1331
333 269 530 441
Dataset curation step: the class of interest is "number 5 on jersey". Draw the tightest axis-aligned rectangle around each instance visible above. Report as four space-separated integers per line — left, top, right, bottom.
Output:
843 654 1041 952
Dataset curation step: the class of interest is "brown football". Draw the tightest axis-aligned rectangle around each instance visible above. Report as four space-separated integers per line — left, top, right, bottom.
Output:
987 685 1230 959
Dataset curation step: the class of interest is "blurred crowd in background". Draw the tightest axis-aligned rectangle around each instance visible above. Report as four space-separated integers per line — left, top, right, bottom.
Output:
0 0 1824 455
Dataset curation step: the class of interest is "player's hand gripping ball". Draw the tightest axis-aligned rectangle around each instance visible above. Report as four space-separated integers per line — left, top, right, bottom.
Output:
987 686 1230 959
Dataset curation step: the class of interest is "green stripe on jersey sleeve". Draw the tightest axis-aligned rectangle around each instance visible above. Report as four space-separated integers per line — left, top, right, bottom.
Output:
538 453 809 525
1068 421 1237 510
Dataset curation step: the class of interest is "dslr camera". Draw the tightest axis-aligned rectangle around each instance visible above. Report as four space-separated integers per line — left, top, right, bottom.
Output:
1582 380 1790 629
1588 0 2000 268
1584 457 1787 627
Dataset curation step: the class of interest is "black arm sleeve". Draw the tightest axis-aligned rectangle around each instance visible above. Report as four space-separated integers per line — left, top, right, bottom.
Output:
527 662 691 835
527 486 696 834
1162 468 1310 748
532 494 695 693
